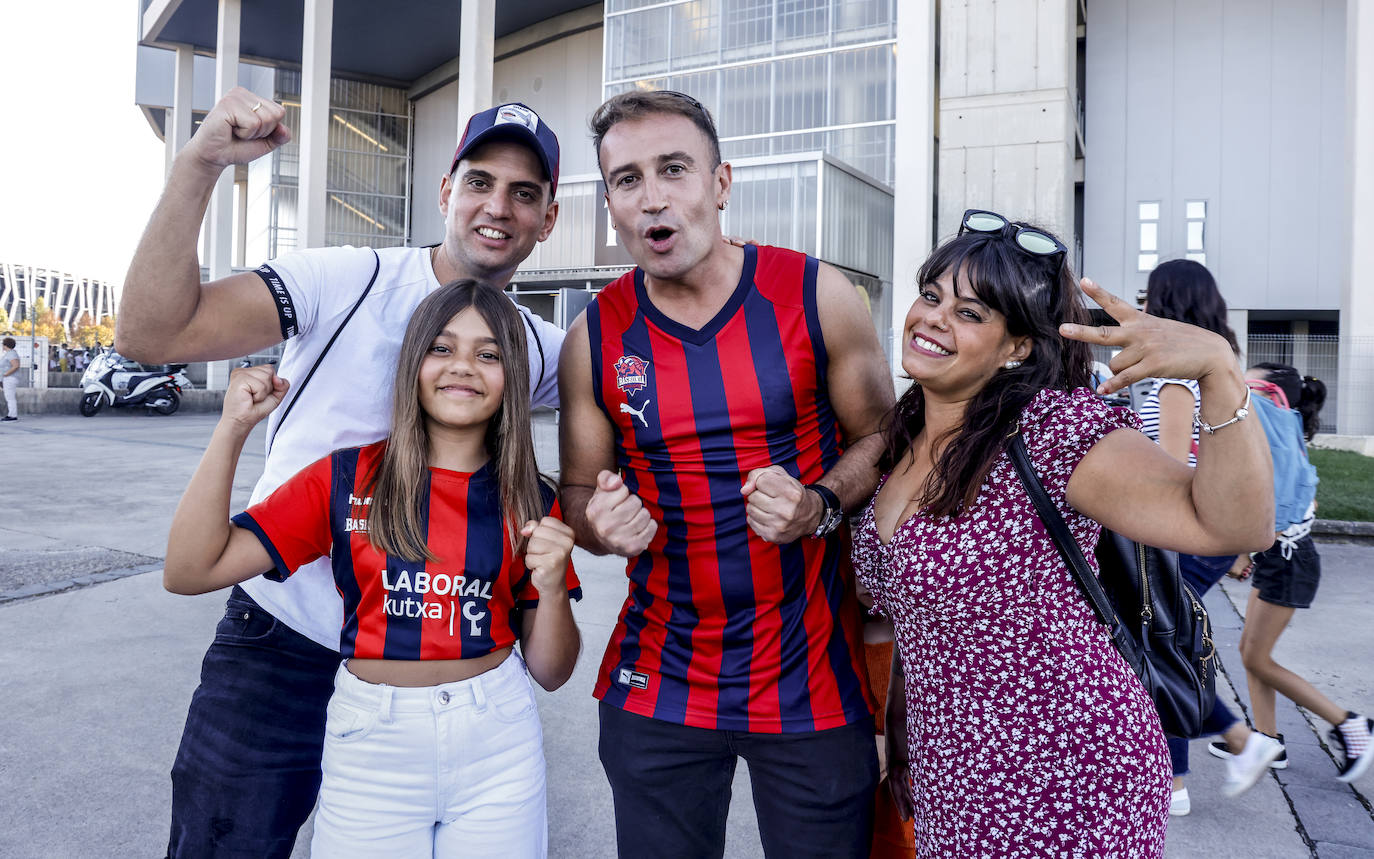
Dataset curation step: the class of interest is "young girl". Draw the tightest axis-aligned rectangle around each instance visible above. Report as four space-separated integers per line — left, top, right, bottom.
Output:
1213 363 1371 784
164 281 581 857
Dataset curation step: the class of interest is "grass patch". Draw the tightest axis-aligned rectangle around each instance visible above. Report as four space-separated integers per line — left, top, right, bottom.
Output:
1311 447 1374 522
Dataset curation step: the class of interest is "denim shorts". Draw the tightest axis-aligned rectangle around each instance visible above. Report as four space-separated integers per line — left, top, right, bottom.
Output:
1251 536 1321 609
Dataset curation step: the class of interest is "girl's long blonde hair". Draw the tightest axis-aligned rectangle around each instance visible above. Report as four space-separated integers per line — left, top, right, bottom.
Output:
365 280 541 561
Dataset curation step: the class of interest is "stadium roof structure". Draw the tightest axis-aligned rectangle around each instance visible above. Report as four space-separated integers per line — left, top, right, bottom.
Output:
139 0 596 87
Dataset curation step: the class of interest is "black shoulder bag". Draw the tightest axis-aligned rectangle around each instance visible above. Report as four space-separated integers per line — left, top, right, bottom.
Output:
1008 434 1216 738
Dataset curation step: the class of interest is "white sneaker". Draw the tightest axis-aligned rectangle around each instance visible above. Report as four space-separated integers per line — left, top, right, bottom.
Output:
1170 786 1191 816
1208 733 1288 769
1222 732 1284 797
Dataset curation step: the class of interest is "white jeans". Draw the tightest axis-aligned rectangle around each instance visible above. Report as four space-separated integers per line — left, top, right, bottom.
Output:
311 653 548 858
2 375 16 417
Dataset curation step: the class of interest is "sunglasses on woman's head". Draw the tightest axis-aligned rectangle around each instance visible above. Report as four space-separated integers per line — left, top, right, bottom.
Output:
959 209 1067 260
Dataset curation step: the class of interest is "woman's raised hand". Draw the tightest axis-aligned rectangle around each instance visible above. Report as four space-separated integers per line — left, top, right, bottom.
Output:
1059 278 1235 394
221 364 289 432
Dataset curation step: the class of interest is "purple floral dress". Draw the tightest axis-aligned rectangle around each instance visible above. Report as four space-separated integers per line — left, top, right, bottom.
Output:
853 389 1170 857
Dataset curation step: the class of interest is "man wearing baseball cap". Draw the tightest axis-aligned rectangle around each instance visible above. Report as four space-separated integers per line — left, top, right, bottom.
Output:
118 87 566 857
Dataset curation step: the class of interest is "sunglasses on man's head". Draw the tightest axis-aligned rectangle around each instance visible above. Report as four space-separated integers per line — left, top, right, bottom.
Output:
958 209 1067 260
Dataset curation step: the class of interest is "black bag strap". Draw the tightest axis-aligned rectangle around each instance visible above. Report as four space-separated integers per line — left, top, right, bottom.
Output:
1007 434 1118 628
266 249 382 455
516 303 547 396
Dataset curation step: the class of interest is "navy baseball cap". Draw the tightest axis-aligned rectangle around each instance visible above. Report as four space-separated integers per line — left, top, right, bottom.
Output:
450 103 561 198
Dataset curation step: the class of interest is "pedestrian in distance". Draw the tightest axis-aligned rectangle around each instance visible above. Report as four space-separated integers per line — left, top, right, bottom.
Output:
1 337 20 421
164 281 581 857
559 89 896 858
853 211 1275 856
117 86 567 856
1135 259 1284 813
1213 363 1373 785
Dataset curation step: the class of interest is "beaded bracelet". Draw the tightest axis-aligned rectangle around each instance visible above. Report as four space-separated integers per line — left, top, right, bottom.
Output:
1193 385 1252 435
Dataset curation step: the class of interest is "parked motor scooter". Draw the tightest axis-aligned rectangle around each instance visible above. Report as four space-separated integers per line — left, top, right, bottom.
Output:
79 348 191 416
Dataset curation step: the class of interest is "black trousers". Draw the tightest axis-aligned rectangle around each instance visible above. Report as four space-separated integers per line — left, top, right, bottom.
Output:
598 701 879 859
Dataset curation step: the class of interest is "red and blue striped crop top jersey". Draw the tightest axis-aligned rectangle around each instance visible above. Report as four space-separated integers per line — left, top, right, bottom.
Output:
232 440 581 660
586 244 874 733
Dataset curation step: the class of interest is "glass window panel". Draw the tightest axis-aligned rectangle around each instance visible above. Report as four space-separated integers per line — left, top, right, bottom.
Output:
723 0 773 61
671 0 722 72
1186 252 1207 264
1138 202 1159 221
774 54 827 132
1187 220 1204 251
720 64 772 137
834 0 897 44
1186 200 1207 220
1139 222 1157 252
1137 253 1158 271
831 45 895 126
777 0 829 51
607 9 671 81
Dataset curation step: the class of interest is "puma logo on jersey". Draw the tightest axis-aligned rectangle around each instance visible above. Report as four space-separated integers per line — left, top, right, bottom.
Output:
620 399 651 427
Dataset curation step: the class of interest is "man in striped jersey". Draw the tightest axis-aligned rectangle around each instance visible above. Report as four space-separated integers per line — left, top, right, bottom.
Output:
559 90 896 857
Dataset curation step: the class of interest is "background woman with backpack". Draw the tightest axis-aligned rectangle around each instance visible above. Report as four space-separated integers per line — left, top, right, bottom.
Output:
1138 259 1284 813
1219 363 1373 785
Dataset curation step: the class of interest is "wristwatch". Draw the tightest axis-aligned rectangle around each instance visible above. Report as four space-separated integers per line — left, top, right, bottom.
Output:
805 483 843 539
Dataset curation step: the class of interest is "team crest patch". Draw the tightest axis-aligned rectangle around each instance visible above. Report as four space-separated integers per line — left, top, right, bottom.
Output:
614 355 650 396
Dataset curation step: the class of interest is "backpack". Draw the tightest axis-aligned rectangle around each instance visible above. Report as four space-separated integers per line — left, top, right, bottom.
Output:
1009 435 1216 739
1248 390 1319 531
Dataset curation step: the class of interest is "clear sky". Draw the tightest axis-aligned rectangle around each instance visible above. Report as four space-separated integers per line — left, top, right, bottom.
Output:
0 4 167 288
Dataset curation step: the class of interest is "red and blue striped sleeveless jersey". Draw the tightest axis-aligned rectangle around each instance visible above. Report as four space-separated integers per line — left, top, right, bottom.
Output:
233 440 580 660
587 244 874 733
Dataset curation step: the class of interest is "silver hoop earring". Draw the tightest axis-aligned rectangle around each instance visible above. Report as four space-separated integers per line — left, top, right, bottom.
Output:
1004 360 1022 370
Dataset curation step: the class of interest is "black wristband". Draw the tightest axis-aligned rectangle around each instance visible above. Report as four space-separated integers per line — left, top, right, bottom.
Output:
805 483 842 538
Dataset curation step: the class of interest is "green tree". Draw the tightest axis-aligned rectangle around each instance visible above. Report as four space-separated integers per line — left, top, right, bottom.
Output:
0 306 11 335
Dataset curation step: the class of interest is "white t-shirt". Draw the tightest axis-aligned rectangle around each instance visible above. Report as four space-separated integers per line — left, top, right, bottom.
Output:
238 244 564 649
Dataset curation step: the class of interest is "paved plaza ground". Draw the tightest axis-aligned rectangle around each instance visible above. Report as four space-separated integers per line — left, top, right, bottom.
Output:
1 411 1370 857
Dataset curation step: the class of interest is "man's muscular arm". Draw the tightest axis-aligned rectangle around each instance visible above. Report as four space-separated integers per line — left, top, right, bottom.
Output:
117 87 291 363
557 314 658 557
742 263 895 544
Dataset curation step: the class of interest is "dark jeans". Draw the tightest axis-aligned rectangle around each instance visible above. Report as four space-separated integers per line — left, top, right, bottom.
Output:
1168 553 1240 776
598 701 879 859
167 587 340 858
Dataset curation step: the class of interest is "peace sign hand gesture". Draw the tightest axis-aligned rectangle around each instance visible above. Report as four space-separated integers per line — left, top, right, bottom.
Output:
1058 278 1236 395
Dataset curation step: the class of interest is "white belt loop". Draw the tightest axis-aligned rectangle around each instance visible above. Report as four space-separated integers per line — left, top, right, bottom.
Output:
379 684 394 723
471 672 488 712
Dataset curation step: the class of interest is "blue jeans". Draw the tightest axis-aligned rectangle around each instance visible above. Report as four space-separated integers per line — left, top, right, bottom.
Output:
1168 553 1239 776
598 702 879 859
167 587 340 858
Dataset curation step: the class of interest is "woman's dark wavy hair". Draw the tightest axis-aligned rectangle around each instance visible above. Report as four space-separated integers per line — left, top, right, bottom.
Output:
881 223 1093 518
1251 361 1327 441
1144 259 1240 354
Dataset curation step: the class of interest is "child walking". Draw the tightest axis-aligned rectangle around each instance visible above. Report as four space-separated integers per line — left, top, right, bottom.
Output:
164 281 581 857
1214 363 1371 785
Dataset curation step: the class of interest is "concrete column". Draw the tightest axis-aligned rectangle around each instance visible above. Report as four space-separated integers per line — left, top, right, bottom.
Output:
166 44 195 178
891 0 937 374
457 0 496 126
205 0 240 391
1339 0 1374 435
298 0 334 250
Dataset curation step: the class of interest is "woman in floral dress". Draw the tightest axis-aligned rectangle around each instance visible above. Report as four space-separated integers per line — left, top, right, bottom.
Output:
853 211 1277 857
